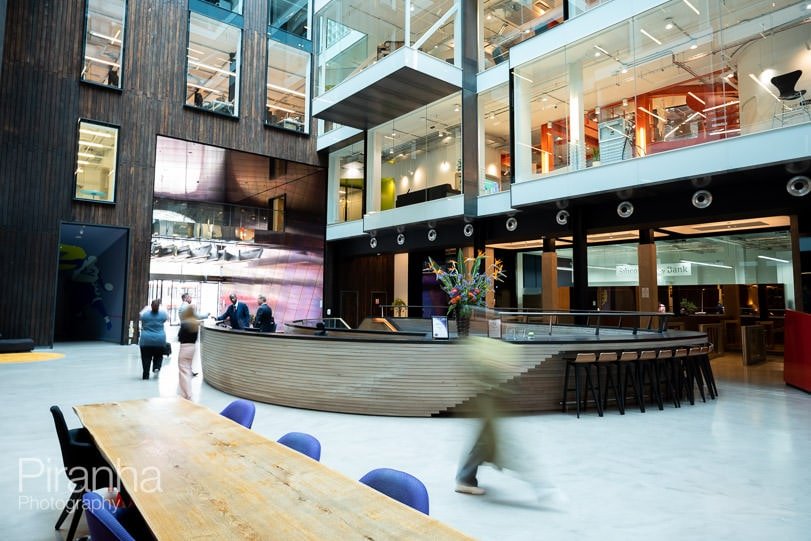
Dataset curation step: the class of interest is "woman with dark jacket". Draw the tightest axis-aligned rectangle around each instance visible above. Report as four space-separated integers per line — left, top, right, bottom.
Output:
177 304 207 399
138 299 168 380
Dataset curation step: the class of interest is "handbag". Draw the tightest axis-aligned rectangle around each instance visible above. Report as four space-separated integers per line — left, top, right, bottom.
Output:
163 342 172 356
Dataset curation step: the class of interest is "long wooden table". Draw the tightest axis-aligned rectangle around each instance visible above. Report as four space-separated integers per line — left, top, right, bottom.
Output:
74 397 472 540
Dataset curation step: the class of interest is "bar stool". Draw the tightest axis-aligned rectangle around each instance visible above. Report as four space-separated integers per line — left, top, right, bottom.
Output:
673 347 693 405
619 351 645 413
638 350 663 411
687 347 708 403
702 344 718 398
655 348 680 408
693 345 717 400
562 352 602 418
596 352 623 415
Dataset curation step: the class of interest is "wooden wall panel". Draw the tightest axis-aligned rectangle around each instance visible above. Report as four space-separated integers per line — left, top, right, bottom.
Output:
333 254 395 324
0 0 323 344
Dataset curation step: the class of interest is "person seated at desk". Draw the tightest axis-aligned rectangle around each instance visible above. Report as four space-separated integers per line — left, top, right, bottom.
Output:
217 292 251 330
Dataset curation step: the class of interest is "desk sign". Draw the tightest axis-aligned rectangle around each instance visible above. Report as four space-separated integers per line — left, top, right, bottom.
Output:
432 316 449 340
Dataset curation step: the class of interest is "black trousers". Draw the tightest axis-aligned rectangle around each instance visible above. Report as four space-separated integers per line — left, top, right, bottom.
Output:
139 345 164 377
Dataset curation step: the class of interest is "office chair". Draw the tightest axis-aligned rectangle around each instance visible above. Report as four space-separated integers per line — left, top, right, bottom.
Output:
770 69 810 125
50 405 117 541
277 432 322 461
219 399 256 429
81 492 135 541
359 468 429 515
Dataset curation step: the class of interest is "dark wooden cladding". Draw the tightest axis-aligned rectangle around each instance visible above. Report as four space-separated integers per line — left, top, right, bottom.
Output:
0 0 322 344
333 254 395 327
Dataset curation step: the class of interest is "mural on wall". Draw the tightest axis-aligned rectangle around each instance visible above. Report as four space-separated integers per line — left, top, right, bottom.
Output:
56 224 128 343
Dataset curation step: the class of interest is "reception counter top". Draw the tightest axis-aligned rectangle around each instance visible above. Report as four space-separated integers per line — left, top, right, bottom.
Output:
200 321 707 417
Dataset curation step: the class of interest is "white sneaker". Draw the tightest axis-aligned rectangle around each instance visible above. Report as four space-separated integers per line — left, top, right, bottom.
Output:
455 484 486 495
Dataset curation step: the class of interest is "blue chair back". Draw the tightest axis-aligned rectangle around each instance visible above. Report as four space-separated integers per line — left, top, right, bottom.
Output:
359 468 429 514
277 431 321 461
219 399 256 429
82 492 135 541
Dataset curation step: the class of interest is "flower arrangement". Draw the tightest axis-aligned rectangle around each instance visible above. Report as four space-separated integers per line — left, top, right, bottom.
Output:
426 249 506 318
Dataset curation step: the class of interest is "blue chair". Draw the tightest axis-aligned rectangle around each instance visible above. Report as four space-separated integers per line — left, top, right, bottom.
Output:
359 468 429 515
219 399 256 429
81 492 135 541
277 431 321 461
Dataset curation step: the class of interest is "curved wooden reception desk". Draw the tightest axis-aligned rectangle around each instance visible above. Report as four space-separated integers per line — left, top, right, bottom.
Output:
200 318 709 417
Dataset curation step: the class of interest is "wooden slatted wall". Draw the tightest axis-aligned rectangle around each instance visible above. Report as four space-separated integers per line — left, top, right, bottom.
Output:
0 0 322 344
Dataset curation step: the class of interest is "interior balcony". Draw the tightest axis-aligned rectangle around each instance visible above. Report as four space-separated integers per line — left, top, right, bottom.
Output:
312 47 462 130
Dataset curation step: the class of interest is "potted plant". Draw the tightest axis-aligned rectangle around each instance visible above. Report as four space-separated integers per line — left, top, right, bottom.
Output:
426 249 506 336
680 298 697 315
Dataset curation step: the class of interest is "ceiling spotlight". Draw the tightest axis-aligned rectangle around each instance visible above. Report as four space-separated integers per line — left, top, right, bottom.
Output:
427 229 437 242
556 210 569 226
617 201 634 218
665 18 674 30
369 237 378 249
505 216 518 232
396 233 405 245
463 223 474 237
787 175 811 197
692 190 713 209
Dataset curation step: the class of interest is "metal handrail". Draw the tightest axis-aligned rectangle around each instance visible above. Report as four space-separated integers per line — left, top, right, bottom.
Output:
493 310 672 335
378 305 672 336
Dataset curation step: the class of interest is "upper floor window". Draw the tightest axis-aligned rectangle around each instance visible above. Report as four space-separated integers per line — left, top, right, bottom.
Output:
81 0 126 88
269 0 310 39
74 119 119 204
266 39 311 133
186 12 242 117
196 0 244 16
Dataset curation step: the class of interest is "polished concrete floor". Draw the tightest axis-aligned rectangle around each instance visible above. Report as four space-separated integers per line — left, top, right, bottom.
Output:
1 341 809 540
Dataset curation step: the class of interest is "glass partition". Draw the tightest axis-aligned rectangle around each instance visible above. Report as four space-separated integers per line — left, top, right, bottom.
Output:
314 0 460 96
328 141 365 223
269 0 310 38
514 46 569 178
266 39 310 133
480 0 564 71
186 12 242 117
74 119 119 203
370 93 461 211
479 83 511 194
567 0 615 18
512 0 811 182
81 0 126 88
196 0 243 15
